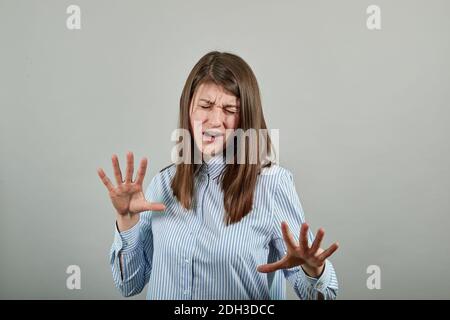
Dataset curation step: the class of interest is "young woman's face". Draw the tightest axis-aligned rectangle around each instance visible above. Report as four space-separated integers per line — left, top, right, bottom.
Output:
189 82 240 159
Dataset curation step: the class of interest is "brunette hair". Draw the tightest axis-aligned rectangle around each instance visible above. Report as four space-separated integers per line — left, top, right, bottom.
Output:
171 51 275 225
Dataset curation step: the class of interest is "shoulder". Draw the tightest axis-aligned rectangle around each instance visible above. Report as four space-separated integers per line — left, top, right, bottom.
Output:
259 163 294 184
256 165 300 220
155 163 176 185
256 164 296 198
144 163 176 199
159 163 176 174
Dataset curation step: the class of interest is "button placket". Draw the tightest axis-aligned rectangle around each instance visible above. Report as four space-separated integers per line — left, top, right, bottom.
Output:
181 190 199 299
181 173 209 299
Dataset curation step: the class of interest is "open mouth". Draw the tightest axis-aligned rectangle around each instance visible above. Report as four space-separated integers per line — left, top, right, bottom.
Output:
202 130 224 143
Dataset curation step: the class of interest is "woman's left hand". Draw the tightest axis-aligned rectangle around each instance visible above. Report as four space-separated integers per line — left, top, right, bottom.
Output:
257 221 339 278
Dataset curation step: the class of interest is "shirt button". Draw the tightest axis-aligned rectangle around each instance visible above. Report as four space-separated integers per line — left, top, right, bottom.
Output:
316 282 324 290
185 259 189 263
184 290 189 295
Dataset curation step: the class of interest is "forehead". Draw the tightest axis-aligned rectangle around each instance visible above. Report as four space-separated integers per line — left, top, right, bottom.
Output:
194 82 239 104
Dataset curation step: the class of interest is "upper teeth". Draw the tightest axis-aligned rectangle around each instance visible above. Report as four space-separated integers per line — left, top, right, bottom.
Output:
204 131 222 137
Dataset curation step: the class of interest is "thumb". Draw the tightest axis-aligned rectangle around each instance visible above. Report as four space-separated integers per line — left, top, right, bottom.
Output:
257 256 288 273
144 201 166 212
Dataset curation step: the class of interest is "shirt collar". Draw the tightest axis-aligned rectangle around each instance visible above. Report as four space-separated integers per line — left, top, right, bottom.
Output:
199 154 226 180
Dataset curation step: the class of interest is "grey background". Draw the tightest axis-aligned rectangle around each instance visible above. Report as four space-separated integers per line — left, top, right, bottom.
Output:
1 0 449 299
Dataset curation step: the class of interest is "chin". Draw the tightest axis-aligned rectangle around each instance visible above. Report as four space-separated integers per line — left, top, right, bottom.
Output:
202 147 222 157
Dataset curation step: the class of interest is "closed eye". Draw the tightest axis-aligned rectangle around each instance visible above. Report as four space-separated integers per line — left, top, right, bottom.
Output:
224 107 239 114
197 104 239 114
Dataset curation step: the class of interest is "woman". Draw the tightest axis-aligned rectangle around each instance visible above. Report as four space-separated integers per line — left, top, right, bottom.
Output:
97 51 339 300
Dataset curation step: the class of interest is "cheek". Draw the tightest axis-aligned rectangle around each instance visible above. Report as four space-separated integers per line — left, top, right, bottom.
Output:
190 110 209 128
223 116 239 142
190 112 205 135
225 115 239 130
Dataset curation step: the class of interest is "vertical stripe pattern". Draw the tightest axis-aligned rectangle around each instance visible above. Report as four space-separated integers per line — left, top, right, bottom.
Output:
109 154 338 299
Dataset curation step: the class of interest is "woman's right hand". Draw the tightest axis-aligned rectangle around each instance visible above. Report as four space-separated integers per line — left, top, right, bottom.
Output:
97 151 166 231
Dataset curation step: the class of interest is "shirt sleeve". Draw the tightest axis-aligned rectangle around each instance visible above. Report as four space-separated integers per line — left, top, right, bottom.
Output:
109 173 161 297
270 169 339 300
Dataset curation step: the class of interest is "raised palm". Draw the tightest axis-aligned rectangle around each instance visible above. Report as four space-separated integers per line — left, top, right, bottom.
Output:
97 151 165 216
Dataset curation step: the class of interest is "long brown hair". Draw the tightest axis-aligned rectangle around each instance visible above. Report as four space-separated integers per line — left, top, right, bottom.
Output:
171 51 275 225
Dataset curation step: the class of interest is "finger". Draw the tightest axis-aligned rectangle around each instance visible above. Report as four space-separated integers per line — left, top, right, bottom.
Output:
125 151 134 183
281 221 298 250
310 228 325 254
111 154 123 185
317 242 339 261
299 223 310 250
97 168 114 192
257 256 289 273
135 157 147 185
144 201 166 212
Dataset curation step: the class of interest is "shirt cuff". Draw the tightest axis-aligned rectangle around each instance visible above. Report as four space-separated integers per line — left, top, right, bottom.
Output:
299 259 333 294
112 219 142 254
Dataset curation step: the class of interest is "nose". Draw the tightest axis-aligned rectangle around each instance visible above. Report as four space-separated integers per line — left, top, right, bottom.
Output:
207 106 224 127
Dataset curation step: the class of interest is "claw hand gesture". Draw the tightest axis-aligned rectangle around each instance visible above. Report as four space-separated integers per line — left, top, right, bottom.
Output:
257 221 339 278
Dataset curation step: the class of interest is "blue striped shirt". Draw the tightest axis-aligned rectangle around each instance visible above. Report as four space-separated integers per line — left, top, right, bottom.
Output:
109 154 338 299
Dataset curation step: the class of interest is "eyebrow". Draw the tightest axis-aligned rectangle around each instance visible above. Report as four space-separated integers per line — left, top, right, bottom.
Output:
199 98 239 108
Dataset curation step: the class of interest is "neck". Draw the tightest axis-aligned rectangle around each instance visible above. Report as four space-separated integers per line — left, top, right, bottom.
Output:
203 152 224 164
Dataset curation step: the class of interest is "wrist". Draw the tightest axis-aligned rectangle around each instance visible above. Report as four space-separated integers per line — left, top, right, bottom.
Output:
116 213 139 232
301 263 325 278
